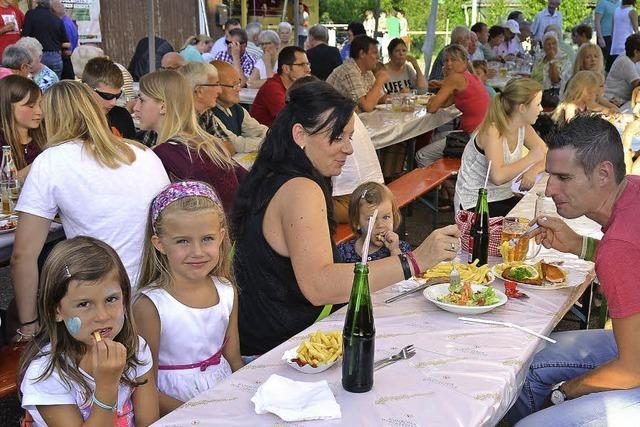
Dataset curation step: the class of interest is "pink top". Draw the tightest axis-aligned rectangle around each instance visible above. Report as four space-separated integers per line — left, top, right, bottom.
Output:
455 71 490 133
596 175 640 318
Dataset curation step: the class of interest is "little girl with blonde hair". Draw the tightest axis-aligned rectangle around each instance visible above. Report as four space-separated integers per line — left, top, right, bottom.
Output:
134 181 244 416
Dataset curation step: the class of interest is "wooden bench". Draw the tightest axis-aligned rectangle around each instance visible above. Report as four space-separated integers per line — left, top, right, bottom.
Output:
0 343 24 398
334 157 461 244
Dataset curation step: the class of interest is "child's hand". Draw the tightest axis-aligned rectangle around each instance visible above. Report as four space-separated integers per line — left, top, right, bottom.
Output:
381 230 401 255
92 338 127 387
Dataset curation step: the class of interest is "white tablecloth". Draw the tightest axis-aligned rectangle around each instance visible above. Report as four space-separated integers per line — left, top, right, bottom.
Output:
359 105 461 150
152 181 601 427
0 222 64 265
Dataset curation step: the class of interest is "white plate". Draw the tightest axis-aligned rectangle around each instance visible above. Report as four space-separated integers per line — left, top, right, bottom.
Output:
0 216 18 234
423 283 507 315
282 347 339 374
374 104 390 111
491 264 576 290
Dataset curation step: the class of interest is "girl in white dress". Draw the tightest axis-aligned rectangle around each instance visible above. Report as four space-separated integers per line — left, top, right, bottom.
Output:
134 181 244 416
19 236 158 427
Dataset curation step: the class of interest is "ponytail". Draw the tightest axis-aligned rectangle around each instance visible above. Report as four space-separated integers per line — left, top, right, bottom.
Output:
478 77 543 137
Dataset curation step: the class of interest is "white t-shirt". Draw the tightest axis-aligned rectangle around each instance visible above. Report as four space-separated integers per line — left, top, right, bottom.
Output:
21 336 152 427
383 63 418 94
254 58 278 80
605 55 640 101
203 36 227 62
16 141 170 286
332 114 384 196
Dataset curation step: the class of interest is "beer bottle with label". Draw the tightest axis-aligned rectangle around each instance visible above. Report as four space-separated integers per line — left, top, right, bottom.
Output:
342 262 375 393
468 188 489 266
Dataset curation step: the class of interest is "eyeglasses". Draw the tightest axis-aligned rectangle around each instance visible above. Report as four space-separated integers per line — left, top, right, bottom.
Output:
291 62 311 67
218 82 242 89
197 83 222 88
94 89 122 101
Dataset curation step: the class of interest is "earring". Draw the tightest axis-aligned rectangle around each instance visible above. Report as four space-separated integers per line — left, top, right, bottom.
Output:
300 145 305 151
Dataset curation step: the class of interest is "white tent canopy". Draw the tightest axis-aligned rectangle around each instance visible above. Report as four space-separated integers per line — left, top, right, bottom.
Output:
422 0 439 77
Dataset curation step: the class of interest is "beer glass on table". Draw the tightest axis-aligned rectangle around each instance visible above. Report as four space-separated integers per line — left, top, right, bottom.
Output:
501 217 542 262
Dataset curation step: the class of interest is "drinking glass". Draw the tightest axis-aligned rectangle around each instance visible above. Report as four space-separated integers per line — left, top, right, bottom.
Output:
0 179 19 214
501 217 541 262
390 93 402 112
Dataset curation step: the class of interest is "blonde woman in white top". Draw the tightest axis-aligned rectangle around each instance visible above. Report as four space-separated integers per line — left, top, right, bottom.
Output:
455 78 548 217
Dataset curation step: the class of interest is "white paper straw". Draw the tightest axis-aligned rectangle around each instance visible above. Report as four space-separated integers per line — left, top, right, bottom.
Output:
484 160 492 189
458 316 557 344
361 208 378 264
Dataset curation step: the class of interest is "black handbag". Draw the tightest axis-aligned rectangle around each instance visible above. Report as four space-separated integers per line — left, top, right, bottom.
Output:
443 130 470 158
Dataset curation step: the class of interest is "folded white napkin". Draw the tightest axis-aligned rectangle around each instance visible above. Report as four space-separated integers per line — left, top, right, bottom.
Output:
251 374 342 422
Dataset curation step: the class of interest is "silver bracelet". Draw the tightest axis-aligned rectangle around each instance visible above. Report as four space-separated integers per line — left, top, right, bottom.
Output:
579 235 588 260
92 393 117 412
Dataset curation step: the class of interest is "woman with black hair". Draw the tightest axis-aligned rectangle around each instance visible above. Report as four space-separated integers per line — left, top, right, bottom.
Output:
232 81 461 355
384 38 427 94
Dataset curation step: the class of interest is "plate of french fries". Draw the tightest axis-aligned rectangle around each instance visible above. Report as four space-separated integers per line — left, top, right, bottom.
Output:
282 330 342 374
420 261 494 285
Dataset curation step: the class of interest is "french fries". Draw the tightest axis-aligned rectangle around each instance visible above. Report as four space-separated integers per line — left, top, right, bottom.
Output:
422 261 491 284
295 330 342 367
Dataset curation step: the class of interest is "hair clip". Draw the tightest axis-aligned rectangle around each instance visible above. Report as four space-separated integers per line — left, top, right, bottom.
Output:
63 265 71 278
361 189 368 199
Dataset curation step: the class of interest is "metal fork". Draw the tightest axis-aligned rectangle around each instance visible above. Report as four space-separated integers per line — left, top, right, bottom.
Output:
374 345 416 371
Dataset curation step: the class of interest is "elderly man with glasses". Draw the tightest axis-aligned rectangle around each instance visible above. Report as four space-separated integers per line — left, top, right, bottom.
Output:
201 60 268 152
1 44 32 77
213 28 256 87
251 46 311 127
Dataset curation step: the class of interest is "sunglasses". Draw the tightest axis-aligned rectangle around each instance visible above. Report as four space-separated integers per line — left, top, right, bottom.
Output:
225 39 246 45
94 89 122 101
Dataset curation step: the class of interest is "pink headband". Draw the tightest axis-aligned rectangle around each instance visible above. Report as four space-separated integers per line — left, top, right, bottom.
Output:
151 181 222 233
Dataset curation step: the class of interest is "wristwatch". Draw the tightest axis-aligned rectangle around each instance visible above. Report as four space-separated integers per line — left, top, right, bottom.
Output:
550 381 567 405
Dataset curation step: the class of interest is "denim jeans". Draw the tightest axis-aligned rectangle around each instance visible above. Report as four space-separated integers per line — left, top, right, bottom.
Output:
508 329 640 426
41 51 62 78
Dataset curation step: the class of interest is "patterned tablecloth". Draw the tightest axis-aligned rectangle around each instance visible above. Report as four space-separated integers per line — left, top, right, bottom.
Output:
152 181 602 427
359 105 461 150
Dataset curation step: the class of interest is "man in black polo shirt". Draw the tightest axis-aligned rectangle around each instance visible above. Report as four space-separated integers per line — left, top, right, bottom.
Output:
306 24 342 80
22 0 69 78
82 57 136 139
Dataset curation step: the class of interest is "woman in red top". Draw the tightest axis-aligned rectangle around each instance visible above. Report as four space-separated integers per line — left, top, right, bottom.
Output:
0 75 45 180
133 70 246 216
417 44 490 167
427 44 490 133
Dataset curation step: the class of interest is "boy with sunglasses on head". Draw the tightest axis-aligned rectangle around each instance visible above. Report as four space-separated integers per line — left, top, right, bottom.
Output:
81 56 136 139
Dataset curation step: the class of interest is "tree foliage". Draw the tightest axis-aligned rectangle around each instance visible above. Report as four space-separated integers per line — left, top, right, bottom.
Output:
320 0 591 29
522 0 591 31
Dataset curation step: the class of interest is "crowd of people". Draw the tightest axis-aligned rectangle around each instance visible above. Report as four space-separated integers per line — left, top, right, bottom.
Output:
0 0 640 425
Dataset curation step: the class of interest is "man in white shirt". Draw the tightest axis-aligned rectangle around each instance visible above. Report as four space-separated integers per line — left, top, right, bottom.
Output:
605 33 640 104
531 0 563 42
332 114 384 222
204 18 242 62
245 21 263 61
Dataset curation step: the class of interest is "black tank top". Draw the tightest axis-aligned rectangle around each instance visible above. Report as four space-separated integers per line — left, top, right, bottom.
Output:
234 173 340 355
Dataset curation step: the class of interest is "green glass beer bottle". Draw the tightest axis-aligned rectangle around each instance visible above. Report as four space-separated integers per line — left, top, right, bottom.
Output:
468 188 489 266
342 262 375 393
